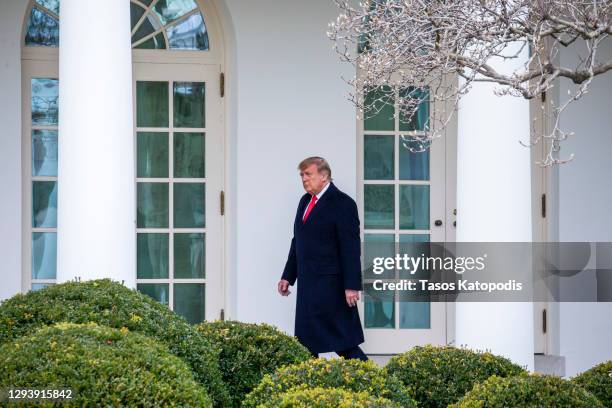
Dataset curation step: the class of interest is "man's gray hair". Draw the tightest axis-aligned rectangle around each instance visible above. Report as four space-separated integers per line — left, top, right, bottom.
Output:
298 156 332 181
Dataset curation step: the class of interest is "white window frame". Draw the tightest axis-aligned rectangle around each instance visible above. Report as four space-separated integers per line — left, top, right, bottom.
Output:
22 60 60 292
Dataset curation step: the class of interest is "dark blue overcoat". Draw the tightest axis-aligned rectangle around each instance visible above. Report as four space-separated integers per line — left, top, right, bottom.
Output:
282 182 365 353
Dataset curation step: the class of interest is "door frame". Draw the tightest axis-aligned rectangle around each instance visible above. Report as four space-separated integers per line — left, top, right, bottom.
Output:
132 61 225 321
355 81 457 354
129 0 230 322
530 84 559 356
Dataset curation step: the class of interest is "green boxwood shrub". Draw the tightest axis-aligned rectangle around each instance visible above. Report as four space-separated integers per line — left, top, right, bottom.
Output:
196 320 311 407
0 323 212 407
572 360 612 407
243 358 417 407
383 345 527 408
452 374 604 408
0 279 229 406
266 386 400 407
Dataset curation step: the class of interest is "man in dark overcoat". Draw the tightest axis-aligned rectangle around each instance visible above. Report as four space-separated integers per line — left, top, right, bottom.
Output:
277 156 367 360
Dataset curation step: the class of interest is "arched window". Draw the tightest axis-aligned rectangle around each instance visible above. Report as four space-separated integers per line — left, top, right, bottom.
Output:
25 0 59 47
25 0 210 50
22 0 226 324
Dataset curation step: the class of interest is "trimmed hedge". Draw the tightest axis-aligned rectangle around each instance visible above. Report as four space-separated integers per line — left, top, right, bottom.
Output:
242 358 417 407
383 345 527 408
268 386 400 407
0 279 229 406
196 320 311 407
572 360 612 407
452 374 604 408
0 323 212 407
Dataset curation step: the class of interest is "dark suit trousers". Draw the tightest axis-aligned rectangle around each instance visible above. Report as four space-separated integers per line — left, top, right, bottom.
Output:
310 345 368 361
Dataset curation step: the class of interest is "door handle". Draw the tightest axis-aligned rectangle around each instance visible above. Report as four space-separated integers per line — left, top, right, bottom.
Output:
434 219 443 226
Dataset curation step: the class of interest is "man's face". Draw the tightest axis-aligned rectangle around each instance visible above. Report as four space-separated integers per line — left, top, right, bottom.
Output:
300 163 327 195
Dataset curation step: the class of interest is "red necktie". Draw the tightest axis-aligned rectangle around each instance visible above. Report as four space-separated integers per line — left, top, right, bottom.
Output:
302 194 318 223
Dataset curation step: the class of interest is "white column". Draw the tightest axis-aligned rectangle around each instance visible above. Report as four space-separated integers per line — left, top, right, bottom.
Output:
57 0 135 287
455 42 534 370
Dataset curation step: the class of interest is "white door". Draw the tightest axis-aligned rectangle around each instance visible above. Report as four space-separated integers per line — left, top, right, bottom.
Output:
357 86 452 354
133 62 224 324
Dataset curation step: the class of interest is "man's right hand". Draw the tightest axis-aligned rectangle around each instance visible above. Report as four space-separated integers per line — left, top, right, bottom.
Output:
278 279 291 296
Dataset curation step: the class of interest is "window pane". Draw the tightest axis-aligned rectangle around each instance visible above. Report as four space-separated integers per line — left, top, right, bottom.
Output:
137 233 169 279
153 0 198 25
173 82 205 128
364 86 394 131
174 132 205 178
35 0 59 14
32 130 58 177
31 283 54 291
364 184 394 230
399 299 430 329
399 87 430 132
364 282 395 328
364 234 395 279
398 280 431 329
174 233 205 279
399 185 429 230
137 183 169 228
137 283 169 306
358 32 370 54
135 33 167 49
137 132 169 178
130 2 146 31
174 183 205 228
25 8 59 47
174 283 205 324
137 81 169 128
32 181 57 228
399 234 430 242
167 12 209 51
32 232 56 279
31 78 59 126
398 236 430 279
132 12 162 43
399 138 429 180
364 135 394 180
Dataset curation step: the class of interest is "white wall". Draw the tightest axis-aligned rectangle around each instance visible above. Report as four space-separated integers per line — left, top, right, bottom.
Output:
222 0 357 333
558 38 612 376
0 0 29 301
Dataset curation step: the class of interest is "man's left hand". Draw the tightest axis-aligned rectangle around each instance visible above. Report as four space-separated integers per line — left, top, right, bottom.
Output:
345 289 360 307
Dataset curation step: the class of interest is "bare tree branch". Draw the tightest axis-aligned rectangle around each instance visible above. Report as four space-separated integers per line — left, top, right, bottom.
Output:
328 0 612 166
